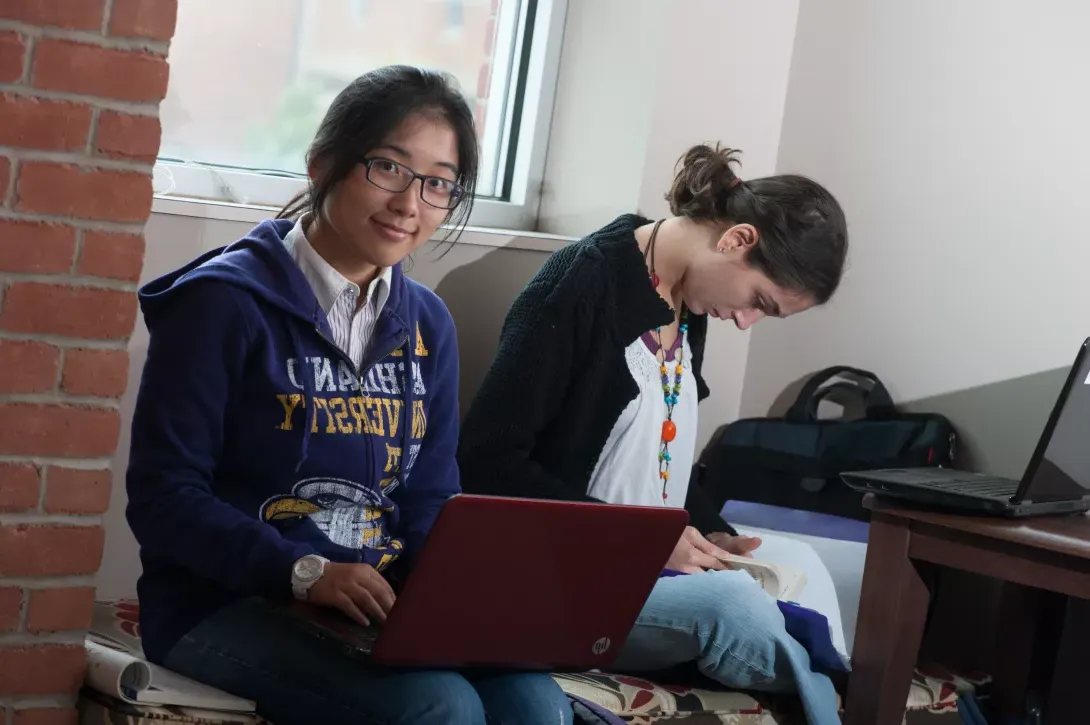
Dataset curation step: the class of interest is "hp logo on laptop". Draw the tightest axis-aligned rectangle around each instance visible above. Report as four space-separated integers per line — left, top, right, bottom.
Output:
592 637 611 655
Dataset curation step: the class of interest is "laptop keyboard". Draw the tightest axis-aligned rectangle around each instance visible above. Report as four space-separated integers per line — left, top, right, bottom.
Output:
858 468 1020 497
882 469 1020 498
923 478 1020 497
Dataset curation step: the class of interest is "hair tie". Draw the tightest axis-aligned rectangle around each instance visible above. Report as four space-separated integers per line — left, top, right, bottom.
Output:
728 177 743 189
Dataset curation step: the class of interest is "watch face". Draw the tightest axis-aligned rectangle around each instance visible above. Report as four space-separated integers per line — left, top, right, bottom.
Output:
293 556 323 582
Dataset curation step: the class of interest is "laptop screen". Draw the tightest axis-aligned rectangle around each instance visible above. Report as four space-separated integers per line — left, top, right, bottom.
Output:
1024 343 1090 502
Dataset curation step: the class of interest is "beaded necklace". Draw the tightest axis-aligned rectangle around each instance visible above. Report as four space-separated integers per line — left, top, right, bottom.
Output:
644 220 687 504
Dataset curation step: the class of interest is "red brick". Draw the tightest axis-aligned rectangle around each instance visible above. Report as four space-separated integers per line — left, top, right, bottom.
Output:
0 94 93 151
474 103 487 134
476 63 491 99
0 525 105 577
44 466 111 514
0 31 26 84
12 709 78 725
109 0 178 42
482 17 496 57
0 587 23 632
16 162 153 223
0 156 10 202
0 282 138 339
0 644 85 696
33 39 168 103
61 348 129 398
0 404 120 457
0 340 60 394
0 220 77 274
77 231 145 281
0 463 40 512
95 111 161 163
0 0 105 31
25 587 95 633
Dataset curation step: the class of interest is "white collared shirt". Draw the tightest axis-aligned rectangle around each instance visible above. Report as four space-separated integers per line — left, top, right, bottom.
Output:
283 217 392 370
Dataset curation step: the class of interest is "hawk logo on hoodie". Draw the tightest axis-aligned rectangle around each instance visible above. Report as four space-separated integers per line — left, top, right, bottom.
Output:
260 476 405 570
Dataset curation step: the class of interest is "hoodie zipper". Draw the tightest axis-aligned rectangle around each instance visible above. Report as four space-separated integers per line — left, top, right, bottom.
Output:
362 334 410 378
314 327 409 390
312 327 410 565
313 327 361 380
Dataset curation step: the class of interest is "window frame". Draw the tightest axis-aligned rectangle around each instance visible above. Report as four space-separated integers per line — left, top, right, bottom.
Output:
151 0 568 233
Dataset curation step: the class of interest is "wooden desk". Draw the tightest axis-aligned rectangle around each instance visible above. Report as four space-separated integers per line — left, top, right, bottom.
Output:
844 494 1090 725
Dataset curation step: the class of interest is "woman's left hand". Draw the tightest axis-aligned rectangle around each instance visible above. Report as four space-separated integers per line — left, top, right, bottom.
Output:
705 531 762 558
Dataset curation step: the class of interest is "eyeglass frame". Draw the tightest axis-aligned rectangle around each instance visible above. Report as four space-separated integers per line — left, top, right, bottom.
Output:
360 157 467 210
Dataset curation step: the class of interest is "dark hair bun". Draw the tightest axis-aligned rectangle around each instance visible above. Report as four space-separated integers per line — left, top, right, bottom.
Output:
666 144 742 219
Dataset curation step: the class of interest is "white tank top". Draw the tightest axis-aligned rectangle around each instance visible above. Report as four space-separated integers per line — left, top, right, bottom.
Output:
587 337 699 509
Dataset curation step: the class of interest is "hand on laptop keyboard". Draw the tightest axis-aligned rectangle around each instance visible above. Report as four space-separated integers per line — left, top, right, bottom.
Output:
309 562 396 627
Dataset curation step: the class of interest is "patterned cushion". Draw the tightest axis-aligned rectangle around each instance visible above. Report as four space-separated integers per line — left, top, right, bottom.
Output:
552 667 988 724
87 600 985 725
90 598 144 654
907 664 989 713
553 672 782 724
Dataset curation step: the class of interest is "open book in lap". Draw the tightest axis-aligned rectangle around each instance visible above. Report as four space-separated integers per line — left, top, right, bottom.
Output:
716 553 807 602
734 527 849 659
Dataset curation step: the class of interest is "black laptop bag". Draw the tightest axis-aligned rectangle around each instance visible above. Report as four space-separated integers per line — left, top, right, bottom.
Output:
700 366 958 521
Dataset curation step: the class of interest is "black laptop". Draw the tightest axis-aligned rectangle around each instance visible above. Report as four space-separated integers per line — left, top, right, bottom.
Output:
841 338 1090 517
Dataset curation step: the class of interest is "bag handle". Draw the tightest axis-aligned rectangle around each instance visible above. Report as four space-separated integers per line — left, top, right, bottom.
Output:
804 381 868 420
785 366 896 422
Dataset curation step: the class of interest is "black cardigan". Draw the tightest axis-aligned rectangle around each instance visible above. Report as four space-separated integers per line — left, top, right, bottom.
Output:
457 214 734 535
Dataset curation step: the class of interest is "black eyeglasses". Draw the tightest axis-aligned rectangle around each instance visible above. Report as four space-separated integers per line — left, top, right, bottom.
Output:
361 157 466 210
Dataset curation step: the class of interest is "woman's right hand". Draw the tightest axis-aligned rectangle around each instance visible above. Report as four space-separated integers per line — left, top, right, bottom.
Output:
666 526 731 574
307 562 396 626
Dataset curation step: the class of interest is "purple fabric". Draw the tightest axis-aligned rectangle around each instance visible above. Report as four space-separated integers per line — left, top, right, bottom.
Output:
568 693 630 725
640 330 683 362
719 501 870 543
777 601 851 673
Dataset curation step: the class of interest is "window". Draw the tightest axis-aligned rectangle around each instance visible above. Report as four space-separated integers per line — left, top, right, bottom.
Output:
154 0 567 231
445 0 465 34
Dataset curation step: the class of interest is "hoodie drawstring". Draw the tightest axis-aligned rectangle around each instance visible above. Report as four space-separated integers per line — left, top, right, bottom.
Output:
399 327 414 490
289 323 314 472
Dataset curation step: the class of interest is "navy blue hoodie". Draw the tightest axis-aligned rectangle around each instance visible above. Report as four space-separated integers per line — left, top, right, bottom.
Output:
126 219 461 663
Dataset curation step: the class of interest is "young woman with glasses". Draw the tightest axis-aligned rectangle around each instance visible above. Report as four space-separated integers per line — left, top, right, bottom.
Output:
126 65 574 725
459 145 850 724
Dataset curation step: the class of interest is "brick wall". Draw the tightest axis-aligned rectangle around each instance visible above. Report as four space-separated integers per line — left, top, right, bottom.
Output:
0 1 176 722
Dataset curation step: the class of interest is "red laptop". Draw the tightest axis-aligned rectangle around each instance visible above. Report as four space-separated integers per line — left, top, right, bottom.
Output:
287 494 688 670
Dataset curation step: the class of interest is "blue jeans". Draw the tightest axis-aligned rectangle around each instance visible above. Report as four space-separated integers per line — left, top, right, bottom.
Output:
162 598 574 725
614 569 841 725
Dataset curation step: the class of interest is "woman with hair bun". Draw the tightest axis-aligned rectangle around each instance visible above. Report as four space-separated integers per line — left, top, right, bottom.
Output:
459 145 849 724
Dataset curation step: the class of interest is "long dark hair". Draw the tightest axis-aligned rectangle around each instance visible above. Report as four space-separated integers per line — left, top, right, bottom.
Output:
278 65 479 243
668 144 848 304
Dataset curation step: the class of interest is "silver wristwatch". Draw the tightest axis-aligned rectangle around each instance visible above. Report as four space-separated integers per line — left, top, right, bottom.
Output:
291 555 329 600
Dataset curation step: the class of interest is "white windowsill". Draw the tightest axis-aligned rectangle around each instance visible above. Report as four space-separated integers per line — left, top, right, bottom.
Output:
151 196 575 254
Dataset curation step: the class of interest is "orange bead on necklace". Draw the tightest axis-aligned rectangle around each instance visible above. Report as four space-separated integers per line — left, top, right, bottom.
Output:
644 220 686 504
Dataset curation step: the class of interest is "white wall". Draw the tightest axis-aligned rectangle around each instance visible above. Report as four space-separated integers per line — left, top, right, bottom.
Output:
536 0 667 234
741 0 1090 418
543 0 801 446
